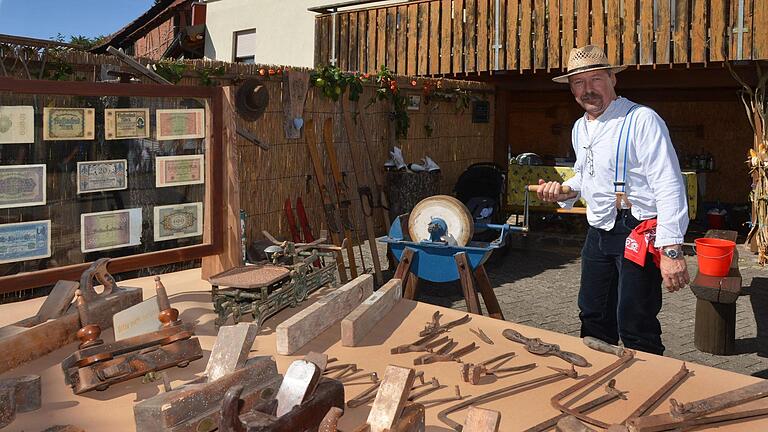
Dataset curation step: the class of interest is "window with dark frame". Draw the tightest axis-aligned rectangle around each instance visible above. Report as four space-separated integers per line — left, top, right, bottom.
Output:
233 29 256 64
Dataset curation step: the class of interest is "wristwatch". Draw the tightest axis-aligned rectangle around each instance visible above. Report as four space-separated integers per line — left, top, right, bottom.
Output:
659 246 683 259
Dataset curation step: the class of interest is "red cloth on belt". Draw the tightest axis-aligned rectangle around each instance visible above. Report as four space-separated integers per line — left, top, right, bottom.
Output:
624 218 661 268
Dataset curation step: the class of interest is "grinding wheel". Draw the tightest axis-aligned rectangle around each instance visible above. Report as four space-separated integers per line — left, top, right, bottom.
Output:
408 195 474 246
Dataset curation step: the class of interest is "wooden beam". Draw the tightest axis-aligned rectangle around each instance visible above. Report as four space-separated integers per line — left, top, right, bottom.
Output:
367 365 416 432
341 278 403 346
463 406 501 432
276 274 374 355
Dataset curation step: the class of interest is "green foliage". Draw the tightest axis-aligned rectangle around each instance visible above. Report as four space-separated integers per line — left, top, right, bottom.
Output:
310 65 364 102
152 60 188 84
196 65 225 86
367 65 410 140
53 33 107 50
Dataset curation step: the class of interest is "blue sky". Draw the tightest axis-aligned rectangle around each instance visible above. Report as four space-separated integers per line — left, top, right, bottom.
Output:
0 0 155 41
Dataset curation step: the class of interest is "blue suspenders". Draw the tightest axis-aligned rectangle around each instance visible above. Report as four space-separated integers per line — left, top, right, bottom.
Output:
613 104 641 208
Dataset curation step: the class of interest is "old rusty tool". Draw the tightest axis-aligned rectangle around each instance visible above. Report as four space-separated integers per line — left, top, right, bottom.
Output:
61 278 203 394
420 312 472 337
304 352 330 373
78 258 119 302
0 375 41 429
623 362 690 423
414 341 477 365
320 406 344 432
583 336 626 357
391 334 452 355
669 378 768 420
323 363 359 380
438 366 579 430
503 328 590 367
461 353 537 385
219 378 344 432
339 371 378 384
624 406 768 432
470 327 494 344
276 360 322 416
417 385 464 406
134 357 281 432
407 378 441 401
525 379 627 432
550 349 635 429
348 381 382 408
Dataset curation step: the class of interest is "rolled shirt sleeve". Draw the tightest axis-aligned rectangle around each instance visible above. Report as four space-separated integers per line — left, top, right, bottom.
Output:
559 121 584 209
633 109 688 247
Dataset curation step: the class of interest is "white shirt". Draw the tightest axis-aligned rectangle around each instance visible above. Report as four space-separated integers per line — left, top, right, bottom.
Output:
560 97 688 247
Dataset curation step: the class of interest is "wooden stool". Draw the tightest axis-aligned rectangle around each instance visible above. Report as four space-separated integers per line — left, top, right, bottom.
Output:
690 230 742 355
393 248 505 320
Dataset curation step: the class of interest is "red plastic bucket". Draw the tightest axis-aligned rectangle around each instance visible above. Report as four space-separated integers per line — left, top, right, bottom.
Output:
695 238 736 277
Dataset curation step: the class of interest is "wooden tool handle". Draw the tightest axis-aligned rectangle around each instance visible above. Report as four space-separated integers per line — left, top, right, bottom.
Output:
583 337 625 357
527 184 573 194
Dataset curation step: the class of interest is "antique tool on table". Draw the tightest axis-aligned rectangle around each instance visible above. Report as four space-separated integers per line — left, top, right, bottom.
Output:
61 277 203 394
0 259 142 374
420 311 471 337
470 327 494 344
219 359 344 432
460 352 537 385
438 366 579 430
503 328 590 367
378 195 529 319
463 406 501 432
350 365 426 432
415 385 464 407
210 232 339 328
390 333 452 354
413 341 477 365
0 375 41 429
621 363 690 424
525 379 627 432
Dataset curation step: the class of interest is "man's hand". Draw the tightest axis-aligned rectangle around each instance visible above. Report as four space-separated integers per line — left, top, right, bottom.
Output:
536 179 578 202
659 253 690 292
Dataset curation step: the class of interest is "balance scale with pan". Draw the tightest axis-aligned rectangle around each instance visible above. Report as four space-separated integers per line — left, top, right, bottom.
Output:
378 195 529 319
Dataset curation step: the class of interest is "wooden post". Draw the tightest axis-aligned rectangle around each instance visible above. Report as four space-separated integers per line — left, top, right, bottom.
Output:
474 265 505 320
202 86 242 279
694 299 736 355
455 252 482 315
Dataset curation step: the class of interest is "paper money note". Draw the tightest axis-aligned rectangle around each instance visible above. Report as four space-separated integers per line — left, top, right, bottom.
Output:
77 159 128 194
154 202 203 241
81 208 142 253
156 109 205 140
0 106 35 144
43 107 95 141
155 155 205 187
0 164 46 209
0 220 51 264
105 108 150 140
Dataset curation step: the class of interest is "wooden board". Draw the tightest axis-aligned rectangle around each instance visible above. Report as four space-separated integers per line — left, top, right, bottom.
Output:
576 0 589 47
547 0 560 70
418 2 430 76
639 0 653 64
606 0 621 66
0 286 142 374
561 0 574 62
454 0 465 73
407 4 418 75
276 274 374 355
440 0 452 74
35 280 78 323
709 0 726 61
519 0 531 71
691 0 706 63
429 1 440 74
367 10 377 73
397 5 408 75
465 0 477 73
349 12 359 71
505 0 518 70
341 279 403 347
656 0 671 64
463 406 501 432
204 322 257 382
591 0 605 51
623 0 637 65
673 0 689 63
340 14 349 71
358 12 368 72
754 0 768 59
477 0 489 73
367 365 416 432
386 8 397 72
377 9 387 71
533 0 545 70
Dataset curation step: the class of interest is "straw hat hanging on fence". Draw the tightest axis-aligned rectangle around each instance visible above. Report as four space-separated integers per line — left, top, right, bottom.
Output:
552 45 627 83
236 79 270 121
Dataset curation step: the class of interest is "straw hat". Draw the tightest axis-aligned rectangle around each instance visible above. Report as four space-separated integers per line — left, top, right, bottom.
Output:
235 79 270 121
552 45 627 83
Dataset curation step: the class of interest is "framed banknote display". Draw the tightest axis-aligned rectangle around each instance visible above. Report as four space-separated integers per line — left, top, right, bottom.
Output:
155 108 205 140
0 164 46 209
155 155 205 187
0 220 51 264
76 159 128 194
104 108 150 140
81 208 142 253
154 202 203 241
0 105 35 144
42 107 95 141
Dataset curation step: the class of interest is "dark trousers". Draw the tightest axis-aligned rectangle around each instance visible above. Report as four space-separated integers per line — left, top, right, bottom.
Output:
579 210 665 355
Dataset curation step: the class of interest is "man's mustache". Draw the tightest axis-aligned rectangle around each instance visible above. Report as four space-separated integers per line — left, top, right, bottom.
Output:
581 92 600 102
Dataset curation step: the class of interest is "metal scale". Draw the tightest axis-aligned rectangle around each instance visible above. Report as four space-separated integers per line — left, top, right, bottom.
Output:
378 195 528 319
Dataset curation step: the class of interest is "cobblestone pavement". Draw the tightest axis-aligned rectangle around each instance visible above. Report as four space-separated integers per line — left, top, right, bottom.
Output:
365 234 768 378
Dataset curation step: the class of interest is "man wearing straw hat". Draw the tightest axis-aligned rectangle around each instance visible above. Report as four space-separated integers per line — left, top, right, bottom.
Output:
537 45 689 355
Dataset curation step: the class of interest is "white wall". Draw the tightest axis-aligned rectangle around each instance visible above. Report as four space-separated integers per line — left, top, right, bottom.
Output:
204 0 327 67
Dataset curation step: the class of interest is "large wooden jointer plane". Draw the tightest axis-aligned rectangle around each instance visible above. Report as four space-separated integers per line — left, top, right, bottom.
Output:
0 258 142 374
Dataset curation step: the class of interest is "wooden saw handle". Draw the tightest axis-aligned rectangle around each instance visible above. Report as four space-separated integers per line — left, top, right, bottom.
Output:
526 184 574 194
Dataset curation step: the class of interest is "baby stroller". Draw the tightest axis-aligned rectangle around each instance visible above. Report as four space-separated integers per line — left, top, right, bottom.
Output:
453 162 508 243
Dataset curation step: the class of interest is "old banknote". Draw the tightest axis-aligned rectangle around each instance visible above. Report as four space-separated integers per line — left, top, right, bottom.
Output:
81 208 142 253
154 202 203 241
156 108 205 140
0 164 46 209
155 155 205 187
0 106 35 144
0 220 51 264
77 159 128 194
105 108 150 140
43 107 95 141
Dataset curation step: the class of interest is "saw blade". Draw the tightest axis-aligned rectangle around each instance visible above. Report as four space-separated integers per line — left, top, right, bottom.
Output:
408 195 474 247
